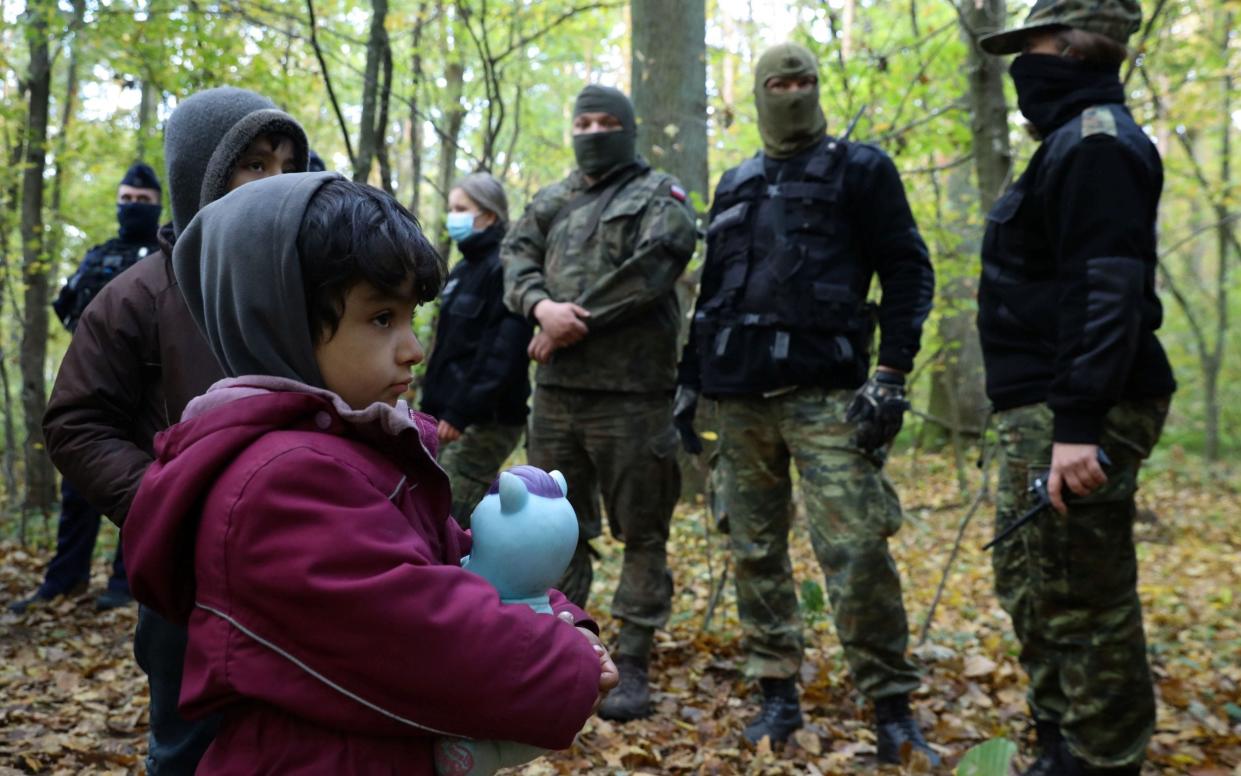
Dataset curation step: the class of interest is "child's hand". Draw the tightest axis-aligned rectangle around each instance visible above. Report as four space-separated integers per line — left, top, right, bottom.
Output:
558 612 620 712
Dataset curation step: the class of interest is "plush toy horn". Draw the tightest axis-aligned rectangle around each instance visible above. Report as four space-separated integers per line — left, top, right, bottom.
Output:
498 471 529 514
550 470 569 498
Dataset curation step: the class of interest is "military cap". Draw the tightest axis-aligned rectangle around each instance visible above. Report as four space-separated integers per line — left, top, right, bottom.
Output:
979 0 1142 55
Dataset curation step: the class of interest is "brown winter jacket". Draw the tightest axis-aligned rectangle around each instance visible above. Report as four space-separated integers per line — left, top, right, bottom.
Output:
43 225 223 526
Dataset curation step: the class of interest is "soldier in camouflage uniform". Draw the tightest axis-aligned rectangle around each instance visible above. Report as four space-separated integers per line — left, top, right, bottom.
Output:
674 43 938 763
978 2 1176 774
501 84 698 721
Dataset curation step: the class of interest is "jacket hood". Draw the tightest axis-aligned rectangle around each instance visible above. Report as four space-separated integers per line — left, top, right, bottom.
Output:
174 171 343 386
123 376 443 624
164 87 310 236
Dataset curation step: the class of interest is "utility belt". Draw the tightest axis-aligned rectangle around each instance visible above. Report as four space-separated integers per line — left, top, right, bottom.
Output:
695 306 876 395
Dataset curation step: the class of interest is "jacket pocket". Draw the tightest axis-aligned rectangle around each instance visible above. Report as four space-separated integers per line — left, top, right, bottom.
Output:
446 293 485 318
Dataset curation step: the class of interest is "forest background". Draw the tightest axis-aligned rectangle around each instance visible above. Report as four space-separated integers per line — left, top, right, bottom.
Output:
0 1 1238 773
0 0 1236 523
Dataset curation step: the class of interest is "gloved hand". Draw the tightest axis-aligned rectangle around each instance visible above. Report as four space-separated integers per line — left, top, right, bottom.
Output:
673 385 703 455
845 371 909 453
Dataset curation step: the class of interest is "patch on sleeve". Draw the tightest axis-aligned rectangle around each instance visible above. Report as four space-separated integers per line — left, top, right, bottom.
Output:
1081 106 1117 139
668 184 687 203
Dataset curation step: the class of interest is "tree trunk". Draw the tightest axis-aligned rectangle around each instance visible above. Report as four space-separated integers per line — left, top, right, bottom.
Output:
136 77 161 164
1206 10 1232 461
433 58 466 261
48 0 85 277
630 0 708 200
354 0 389 184
923 0 1010 451
407 0 429 215
0 137 23 508
19 0 57 515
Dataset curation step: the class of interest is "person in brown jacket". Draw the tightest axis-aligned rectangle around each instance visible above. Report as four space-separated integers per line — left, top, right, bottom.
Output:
42 86 308 775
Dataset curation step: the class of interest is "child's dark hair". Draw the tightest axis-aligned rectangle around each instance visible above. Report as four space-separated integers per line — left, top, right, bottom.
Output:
298 178 445 342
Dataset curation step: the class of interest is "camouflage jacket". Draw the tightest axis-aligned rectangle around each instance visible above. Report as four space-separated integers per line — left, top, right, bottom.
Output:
501 162 697 393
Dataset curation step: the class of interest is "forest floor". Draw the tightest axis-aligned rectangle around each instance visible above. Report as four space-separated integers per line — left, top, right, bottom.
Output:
0 451 1238 775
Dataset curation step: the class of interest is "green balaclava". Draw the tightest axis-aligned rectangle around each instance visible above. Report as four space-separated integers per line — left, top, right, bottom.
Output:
754 42 828 159
572 84 637 179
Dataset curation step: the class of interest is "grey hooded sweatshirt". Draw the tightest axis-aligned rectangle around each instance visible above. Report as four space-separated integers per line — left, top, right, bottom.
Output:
173 172 342 386
44 88 309 525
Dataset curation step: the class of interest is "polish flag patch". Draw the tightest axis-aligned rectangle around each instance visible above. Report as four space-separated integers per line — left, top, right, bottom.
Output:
669 185 687 202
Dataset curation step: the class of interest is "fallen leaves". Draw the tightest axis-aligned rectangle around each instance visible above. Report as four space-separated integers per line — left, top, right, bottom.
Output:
0 454 1237 773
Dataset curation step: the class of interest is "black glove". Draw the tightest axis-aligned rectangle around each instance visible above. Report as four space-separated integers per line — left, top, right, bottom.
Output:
845 371 909 453
673 385 703 455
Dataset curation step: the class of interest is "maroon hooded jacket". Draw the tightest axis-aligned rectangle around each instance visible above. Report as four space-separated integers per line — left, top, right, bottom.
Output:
123 377 601 774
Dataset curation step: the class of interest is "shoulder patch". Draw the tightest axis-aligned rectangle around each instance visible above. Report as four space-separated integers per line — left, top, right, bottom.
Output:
1081 106 1117 139
668 184 687 203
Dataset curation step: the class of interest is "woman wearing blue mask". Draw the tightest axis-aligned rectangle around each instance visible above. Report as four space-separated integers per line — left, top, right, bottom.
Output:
422 173 535 526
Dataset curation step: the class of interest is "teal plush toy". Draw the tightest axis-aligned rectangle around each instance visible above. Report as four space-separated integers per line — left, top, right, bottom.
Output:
434 466 580 776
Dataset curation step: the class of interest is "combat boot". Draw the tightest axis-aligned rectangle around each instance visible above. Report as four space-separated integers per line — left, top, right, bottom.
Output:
743 678 803 746
874 695 941 766
597 655 651 721
1021 719 1062 776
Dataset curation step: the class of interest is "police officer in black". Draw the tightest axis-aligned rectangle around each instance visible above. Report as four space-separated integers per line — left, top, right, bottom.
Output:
978 2 1176 773
676 42 938 762
9 162 163 614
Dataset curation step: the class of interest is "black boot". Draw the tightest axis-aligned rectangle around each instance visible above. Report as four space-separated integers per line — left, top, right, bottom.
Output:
874 695 940 766
1022 719 1063 776
597 655 651 721
743 678 804 746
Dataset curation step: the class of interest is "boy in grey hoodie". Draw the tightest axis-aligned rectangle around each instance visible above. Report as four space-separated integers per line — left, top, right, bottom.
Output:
43 86 308 774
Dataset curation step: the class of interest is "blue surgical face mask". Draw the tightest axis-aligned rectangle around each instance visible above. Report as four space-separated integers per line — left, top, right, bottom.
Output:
446 211 477 243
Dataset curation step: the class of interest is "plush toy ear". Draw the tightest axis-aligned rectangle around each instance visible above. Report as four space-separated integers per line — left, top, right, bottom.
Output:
550 470 569 498
498 471 529 514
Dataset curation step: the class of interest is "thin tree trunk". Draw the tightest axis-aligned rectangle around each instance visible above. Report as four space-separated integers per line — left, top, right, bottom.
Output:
136 77 160 163
434 58 466 261
375 38 395 195
19 0 57 516
354 0 389 184
408 0 429 214
1206 11 1232 461
48 0 85 277
923 0 1009 452
0 135 22 508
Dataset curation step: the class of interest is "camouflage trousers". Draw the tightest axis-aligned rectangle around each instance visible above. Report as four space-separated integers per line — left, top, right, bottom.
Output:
437 422 526 529
528 386 680 658
716 387 920 700
993 398 1169 769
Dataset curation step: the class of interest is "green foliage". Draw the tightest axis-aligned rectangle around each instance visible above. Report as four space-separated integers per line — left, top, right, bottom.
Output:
955 737 1018 776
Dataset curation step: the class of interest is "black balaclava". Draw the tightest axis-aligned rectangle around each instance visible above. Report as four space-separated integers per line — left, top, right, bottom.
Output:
571 85 637 179
117 162 162 243
1009 53 1125 138
754 42 828 159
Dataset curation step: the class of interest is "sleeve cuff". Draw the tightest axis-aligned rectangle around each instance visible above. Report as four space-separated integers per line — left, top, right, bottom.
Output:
876 345 915 374
1052 409 1105 445
521 290 551 321
440 408 471 432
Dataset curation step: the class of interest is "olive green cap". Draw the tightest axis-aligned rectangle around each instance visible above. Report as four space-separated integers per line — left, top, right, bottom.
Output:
979 0 1142 55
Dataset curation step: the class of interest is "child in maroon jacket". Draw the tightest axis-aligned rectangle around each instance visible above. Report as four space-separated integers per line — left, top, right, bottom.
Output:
123 172 615 775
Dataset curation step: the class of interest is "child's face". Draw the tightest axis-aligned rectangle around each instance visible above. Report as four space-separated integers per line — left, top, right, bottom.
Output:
228 134 298 192
314 280 424 411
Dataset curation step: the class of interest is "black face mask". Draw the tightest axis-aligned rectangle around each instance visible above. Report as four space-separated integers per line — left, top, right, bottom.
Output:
1009 54 1125 138
117 202 162 243
572 130 635 179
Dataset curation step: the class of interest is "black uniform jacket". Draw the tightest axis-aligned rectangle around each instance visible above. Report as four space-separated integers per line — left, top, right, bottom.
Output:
978 101 1176 444
421 224 534 430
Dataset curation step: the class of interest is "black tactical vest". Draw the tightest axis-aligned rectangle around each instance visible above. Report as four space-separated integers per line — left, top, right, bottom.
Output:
695 137 876 394
53 239 153 332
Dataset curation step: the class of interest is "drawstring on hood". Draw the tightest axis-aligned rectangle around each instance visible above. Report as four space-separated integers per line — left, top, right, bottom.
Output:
173 171 342 387
164 87 309 236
